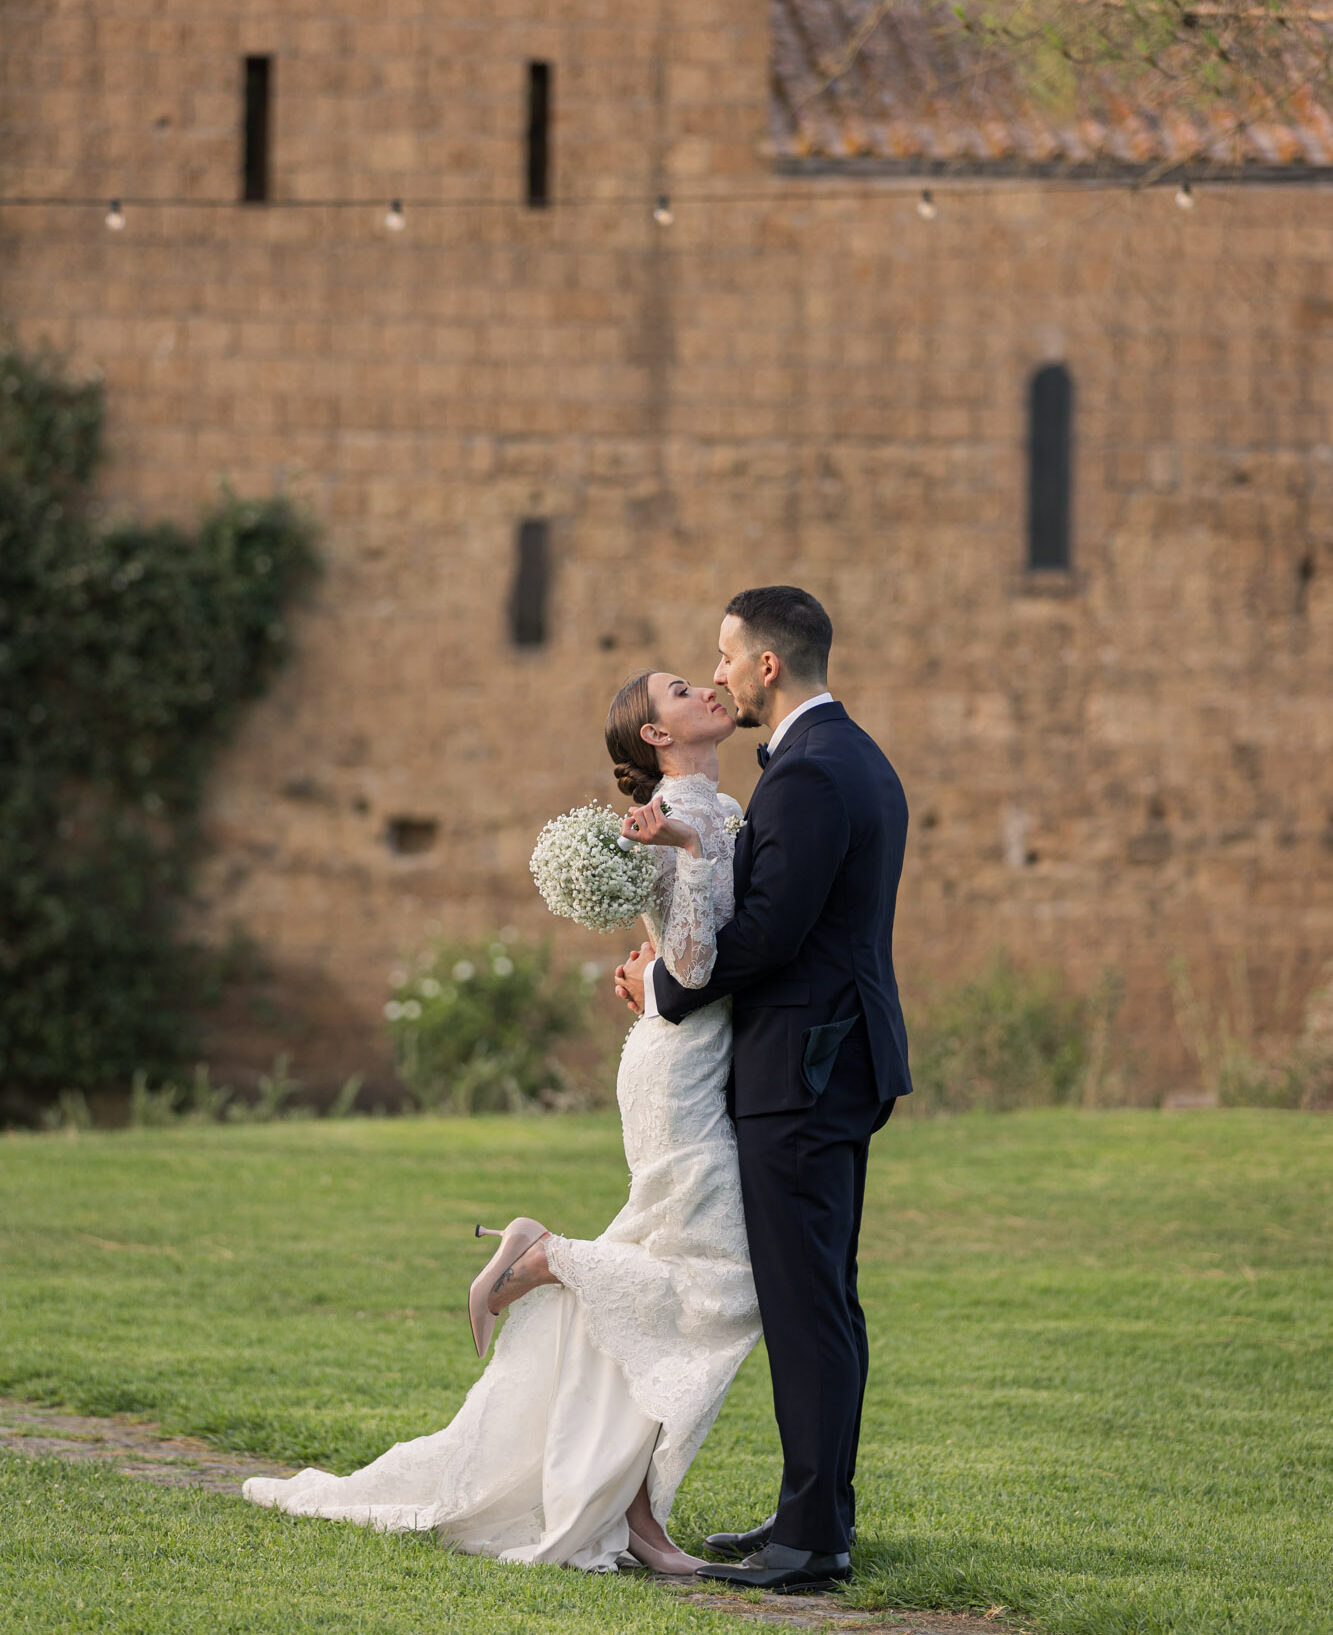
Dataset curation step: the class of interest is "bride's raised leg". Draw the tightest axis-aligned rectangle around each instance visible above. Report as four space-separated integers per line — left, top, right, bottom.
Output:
468 1218 558 1357
487 1236 560 1314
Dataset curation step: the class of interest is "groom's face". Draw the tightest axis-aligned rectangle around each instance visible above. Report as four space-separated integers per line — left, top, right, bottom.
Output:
714 615 770 729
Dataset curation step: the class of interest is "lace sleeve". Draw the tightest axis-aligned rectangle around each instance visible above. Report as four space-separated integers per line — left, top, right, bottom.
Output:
659 852 720 989
637 779 734 991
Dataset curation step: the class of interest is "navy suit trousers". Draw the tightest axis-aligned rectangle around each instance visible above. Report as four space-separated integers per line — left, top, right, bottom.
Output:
733 1019 895 1553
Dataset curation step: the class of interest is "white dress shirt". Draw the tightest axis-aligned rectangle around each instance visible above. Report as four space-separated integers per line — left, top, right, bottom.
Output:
640 692 834 1020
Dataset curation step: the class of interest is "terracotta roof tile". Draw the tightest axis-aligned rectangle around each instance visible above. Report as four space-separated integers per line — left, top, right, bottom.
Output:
771 0 1333 174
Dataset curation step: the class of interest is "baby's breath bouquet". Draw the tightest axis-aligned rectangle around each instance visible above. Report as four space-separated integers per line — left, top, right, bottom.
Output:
530 802 657 933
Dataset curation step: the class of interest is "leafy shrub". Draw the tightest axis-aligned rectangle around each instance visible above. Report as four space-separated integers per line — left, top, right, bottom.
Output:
25 1058 368 1132
908 954 1091 1114
0 340 316 1112
1172 957 1333 1110
384 934 596 1114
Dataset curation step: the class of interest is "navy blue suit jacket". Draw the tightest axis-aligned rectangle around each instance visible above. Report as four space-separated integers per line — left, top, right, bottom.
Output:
652 701 912 1118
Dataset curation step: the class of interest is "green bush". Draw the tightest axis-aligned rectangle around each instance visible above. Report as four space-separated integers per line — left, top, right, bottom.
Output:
1201 1033 1332 1111
908 954 1090 1114
384 934 596 1114
1213 1053 1302 1110
1169 954 1333 1110
0 341 316 1112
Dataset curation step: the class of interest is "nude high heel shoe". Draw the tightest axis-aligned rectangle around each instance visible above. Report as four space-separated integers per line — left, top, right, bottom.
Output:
625 1525 708 1574
468 1218 550 1359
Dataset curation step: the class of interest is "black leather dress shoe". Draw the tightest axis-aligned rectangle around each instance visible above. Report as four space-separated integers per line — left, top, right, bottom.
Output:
703 1516 856 1561
695 1542 852 1593
701 1512 776 1560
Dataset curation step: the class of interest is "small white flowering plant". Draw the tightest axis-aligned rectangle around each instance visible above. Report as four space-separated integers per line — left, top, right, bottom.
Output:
384 931 594 1114
529 801 657 933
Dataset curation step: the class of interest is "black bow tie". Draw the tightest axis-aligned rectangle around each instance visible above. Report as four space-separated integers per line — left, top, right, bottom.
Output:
756 743 771 770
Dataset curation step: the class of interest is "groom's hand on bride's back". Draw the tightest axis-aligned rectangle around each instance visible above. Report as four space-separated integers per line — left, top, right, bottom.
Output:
614 941 654 1015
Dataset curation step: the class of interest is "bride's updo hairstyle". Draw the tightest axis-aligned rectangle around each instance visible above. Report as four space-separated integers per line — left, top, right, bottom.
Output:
605 671 661 805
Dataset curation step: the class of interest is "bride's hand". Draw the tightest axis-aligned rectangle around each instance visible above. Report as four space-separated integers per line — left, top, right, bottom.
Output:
620 799 703 857
615 941 655 1015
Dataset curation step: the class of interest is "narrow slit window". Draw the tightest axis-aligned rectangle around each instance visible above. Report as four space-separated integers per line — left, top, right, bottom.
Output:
385 816 438 856
1027 363 1073 571
526 61 551 208
243 56 272 203
510 519 550 647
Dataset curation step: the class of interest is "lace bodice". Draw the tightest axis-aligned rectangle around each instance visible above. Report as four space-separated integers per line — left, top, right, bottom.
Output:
640 773 742 989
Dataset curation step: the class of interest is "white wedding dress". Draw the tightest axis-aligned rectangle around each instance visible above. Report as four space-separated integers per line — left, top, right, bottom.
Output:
243 773 760 1570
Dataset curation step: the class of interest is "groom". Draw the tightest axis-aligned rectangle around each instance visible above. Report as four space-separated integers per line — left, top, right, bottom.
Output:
616 585 913 1593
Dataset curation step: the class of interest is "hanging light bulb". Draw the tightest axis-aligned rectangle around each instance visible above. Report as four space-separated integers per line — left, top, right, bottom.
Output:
1174 180 1195 211
916 188 937 221
105 199 126 231
652 194 673 227
384 199 406 232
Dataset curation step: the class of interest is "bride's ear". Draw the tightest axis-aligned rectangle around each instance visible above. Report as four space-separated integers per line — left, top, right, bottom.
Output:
640 721 670 747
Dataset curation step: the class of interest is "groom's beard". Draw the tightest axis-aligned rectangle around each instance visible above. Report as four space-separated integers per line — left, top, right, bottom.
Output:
730 678 768 730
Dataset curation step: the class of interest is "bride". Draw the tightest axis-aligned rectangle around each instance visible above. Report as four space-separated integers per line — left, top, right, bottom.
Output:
243 671 760 1574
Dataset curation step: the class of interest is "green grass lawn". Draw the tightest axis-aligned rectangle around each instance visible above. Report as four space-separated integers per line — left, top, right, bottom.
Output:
0 1109 1329 1635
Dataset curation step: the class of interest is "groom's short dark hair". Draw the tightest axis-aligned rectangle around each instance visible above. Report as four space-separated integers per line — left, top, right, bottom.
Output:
725 586 832 685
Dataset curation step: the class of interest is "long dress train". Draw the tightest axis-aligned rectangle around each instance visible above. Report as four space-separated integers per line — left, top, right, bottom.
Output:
242 772 760 1570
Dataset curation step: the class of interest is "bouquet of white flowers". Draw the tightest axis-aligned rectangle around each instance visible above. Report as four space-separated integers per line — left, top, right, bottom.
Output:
529 802 658 933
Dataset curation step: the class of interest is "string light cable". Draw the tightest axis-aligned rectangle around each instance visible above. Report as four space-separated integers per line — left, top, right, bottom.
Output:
1 171 1308 230
5 132 1333 236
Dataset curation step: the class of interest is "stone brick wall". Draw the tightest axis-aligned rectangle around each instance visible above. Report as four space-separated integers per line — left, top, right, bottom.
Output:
3 0 1330 1093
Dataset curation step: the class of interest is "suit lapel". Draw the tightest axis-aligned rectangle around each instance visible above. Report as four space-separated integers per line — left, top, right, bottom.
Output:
760 700 847 777
731 812 754 894
735 702 846 896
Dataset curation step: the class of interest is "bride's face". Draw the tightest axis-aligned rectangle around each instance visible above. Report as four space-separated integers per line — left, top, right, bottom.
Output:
643 673 735 749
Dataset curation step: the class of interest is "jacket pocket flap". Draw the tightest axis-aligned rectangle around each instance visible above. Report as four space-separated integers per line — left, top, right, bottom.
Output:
801 1015 860 1095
